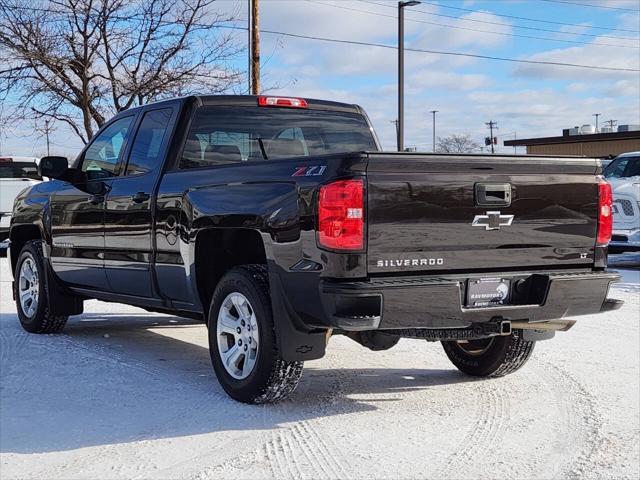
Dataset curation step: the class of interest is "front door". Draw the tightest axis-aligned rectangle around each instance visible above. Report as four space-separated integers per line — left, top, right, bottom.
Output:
104 106 176 297
50 116 135 289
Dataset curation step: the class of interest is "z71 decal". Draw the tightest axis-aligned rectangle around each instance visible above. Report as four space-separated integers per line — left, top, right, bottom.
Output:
292 165 327 177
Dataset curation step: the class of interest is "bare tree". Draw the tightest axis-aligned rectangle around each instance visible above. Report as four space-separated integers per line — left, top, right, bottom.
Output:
0 0 243 143
436 134 481 154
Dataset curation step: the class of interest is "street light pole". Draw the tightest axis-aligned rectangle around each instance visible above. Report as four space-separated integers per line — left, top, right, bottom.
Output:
430 110 438 152
398 1 420 152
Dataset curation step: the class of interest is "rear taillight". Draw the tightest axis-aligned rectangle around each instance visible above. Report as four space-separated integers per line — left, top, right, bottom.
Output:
318 179 364 251
257 96 308 108
597 179 613 245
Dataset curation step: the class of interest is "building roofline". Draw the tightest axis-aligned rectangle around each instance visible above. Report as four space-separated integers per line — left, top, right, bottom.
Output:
504 130 640 146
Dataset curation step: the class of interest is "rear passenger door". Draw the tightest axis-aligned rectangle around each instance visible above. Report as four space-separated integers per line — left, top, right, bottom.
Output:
104 106 177 297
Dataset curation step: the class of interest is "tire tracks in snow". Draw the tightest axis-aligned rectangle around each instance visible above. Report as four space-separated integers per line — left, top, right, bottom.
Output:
432 378 509 476
538 358 608 479
195 357 357 480
0 327 30 367
260 355 355 480
261 418 351 480
432 356 604 479
35 332 240 480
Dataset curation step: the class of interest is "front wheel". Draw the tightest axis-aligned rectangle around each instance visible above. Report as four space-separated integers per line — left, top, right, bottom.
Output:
441 330 535 377
208 265 303 404
14 240 68 333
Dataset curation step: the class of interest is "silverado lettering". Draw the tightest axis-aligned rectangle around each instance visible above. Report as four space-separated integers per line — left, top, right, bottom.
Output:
376 258 444 267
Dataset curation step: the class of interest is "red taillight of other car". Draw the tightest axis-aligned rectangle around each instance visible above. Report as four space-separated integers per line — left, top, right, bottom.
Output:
597 179 613 245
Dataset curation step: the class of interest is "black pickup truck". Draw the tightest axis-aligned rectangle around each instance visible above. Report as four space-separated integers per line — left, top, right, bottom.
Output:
9 95 621 403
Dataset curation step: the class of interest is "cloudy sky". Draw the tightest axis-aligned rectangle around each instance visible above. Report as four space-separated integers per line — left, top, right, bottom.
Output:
2 0 639 156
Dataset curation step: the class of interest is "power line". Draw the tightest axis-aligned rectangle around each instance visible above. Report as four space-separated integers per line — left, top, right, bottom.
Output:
256 28 639 72
538 0 640 12
308 0 638 49
1 3 638 72
416 0 639 33
359 0 639 40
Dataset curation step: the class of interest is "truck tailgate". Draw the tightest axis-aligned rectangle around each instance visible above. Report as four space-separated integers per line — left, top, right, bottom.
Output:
366 154 600 274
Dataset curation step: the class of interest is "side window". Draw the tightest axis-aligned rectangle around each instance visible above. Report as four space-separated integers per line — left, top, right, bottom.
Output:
623 158 640 177
125 108 173 175
604 158 629 179
181 109 246 169
82 117 134 179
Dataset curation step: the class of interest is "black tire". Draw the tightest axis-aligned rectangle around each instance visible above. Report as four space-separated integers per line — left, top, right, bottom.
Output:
14 240 68 334
441 329 535 377
208 264 303 404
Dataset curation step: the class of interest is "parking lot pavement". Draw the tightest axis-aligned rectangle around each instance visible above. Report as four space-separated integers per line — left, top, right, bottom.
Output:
1 256 638 480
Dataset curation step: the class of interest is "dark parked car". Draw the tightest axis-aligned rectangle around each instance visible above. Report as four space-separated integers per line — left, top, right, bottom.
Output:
9 95 621 403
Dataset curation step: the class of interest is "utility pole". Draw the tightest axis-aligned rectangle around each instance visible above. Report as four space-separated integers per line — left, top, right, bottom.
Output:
397 1 420 152
247 0 252 93
430 110 438 153
250 0 260 95
485 120 498 154
44 119 50 156
605 119 618 131
592 113 601 132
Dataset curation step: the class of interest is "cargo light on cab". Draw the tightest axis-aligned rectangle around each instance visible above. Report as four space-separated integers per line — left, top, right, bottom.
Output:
257 96 308 109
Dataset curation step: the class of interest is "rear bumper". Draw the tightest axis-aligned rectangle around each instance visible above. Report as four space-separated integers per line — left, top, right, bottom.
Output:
319 270 621 331
610 228 640 250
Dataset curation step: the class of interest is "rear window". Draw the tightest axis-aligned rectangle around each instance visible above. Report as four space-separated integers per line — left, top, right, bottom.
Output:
180 106 377 169
0 162 41 180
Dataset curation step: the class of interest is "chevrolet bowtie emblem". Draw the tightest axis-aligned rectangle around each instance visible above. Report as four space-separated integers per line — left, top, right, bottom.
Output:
472 211 514 230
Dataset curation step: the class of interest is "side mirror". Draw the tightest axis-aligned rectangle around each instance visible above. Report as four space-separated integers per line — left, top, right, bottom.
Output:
38 156 69 179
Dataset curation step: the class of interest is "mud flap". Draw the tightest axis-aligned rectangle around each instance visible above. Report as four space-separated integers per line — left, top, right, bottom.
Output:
43 259 84 317
269 271 326 362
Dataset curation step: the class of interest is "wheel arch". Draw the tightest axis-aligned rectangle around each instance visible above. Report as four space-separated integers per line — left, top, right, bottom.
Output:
9 224 44 275
194 227 267 320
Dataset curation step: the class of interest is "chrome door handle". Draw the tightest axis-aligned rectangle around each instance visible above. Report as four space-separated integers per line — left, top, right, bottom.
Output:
131 192 150 203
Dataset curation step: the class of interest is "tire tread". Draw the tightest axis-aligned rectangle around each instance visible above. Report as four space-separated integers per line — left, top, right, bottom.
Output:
442 329 535 378
210 264 303 404
489 330 535 377
243 264 304 404
15 240 68 334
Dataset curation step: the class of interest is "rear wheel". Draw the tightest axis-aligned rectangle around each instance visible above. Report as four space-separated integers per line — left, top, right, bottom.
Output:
208 265 303 404
14 240 68 334
441 330 535 377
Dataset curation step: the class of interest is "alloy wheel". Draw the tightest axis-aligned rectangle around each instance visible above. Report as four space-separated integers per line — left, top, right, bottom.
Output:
18 255 39 318
216 292 260 380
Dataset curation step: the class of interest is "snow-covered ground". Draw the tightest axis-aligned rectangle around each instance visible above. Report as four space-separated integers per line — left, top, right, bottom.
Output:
1 255 638 480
